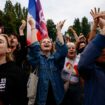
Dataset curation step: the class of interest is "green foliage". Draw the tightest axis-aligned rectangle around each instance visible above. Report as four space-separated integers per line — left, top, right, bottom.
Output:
66 26 75 42
66 17 90 41
73 18 82 35
66 18 82 42
81 16 90 37
0 10 4 25
0 0 90 38
46 19 56 41
0 0 27 35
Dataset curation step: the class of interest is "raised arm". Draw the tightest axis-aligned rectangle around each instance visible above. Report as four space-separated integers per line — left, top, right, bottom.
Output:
68 26 79 42
27 17 40 68
56 20 65 45
19 20 27 48
88 8 100 42
54 20 68 61
19 20 26 36
78 17 105 79
28 17 38 44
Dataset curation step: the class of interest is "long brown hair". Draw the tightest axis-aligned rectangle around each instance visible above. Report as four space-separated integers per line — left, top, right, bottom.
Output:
0 34 14 62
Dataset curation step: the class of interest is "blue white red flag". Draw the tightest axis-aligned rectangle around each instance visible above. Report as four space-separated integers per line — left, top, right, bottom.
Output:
27 0 48 45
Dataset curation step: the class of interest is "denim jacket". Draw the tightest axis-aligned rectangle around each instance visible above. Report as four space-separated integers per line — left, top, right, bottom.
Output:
27 41 68 105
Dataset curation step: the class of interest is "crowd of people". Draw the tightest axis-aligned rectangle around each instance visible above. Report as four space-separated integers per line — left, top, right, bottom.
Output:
0 7 105 105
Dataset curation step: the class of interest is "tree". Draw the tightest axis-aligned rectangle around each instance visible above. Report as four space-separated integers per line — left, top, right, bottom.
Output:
81 16 90 37
22 7 28 19
2 0 27 34
0 10 4 25
73 18 82 36
3 0 17 34
66 25 75 42
47 19 56 41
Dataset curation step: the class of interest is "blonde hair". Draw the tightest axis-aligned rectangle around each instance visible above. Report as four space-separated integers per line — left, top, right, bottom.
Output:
0 34 14 62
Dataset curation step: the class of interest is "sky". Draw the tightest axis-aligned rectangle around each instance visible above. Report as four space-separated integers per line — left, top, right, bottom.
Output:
0 0 105 32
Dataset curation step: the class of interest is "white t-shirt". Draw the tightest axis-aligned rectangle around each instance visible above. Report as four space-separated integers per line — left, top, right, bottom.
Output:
61 55 80 83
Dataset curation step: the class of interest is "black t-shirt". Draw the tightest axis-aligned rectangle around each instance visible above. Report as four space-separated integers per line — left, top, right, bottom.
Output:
0 61 28 105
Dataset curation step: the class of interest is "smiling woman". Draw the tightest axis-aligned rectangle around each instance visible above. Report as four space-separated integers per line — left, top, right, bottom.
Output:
40 38 54 55
0 34 13 62
0 34 28 105
27 17 68 105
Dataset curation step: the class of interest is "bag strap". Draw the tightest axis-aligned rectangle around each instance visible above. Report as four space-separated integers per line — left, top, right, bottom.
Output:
33 66 38 75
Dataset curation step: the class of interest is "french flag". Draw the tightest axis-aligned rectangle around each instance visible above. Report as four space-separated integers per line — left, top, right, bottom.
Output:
27 0 48 45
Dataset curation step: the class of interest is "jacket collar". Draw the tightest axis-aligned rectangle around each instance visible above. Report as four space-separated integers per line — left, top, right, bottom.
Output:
40 51 54 59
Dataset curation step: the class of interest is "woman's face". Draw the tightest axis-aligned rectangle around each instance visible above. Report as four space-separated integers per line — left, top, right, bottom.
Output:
40 38 52 52
0 35 9 56
67 42 76 59
9 35 19 50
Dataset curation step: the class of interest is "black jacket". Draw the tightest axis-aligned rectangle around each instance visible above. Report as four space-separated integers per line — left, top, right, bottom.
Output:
0 61 28 105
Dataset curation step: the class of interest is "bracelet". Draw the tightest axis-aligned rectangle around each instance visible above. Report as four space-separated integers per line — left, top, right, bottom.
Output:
31 28 35 30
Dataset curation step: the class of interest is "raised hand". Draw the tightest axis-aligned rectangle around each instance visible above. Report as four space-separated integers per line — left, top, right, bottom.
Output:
68 26 79 42
99 11 105 19
28 17 37 43
19 20 26 30
99 18 105 35
56 20 66 45
90 8 100 19
68 26 76 33
28 17 36 28
19 20 26 36
56 20 66 31
90 7 100 27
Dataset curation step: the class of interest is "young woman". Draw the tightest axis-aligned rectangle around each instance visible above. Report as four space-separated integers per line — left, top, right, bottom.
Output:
27 18 68 105
0 34 27 105
9 20 27 68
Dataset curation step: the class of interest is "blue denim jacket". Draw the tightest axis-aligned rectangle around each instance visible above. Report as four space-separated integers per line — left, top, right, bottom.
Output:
27 41 68 105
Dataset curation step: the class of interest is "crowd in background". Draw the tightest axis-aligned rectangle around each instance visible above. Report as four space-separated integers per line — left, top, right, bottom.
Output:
0 7 105 105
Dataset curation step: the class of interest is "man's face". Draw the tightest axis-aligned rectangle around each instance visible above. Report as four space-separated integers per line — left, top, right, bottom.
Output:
96 48 105 63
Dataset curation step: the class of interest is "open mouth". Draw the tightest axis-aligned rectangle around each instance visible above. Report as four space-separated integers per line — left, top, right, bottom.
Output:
69 52 74 54
44 45 50 47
